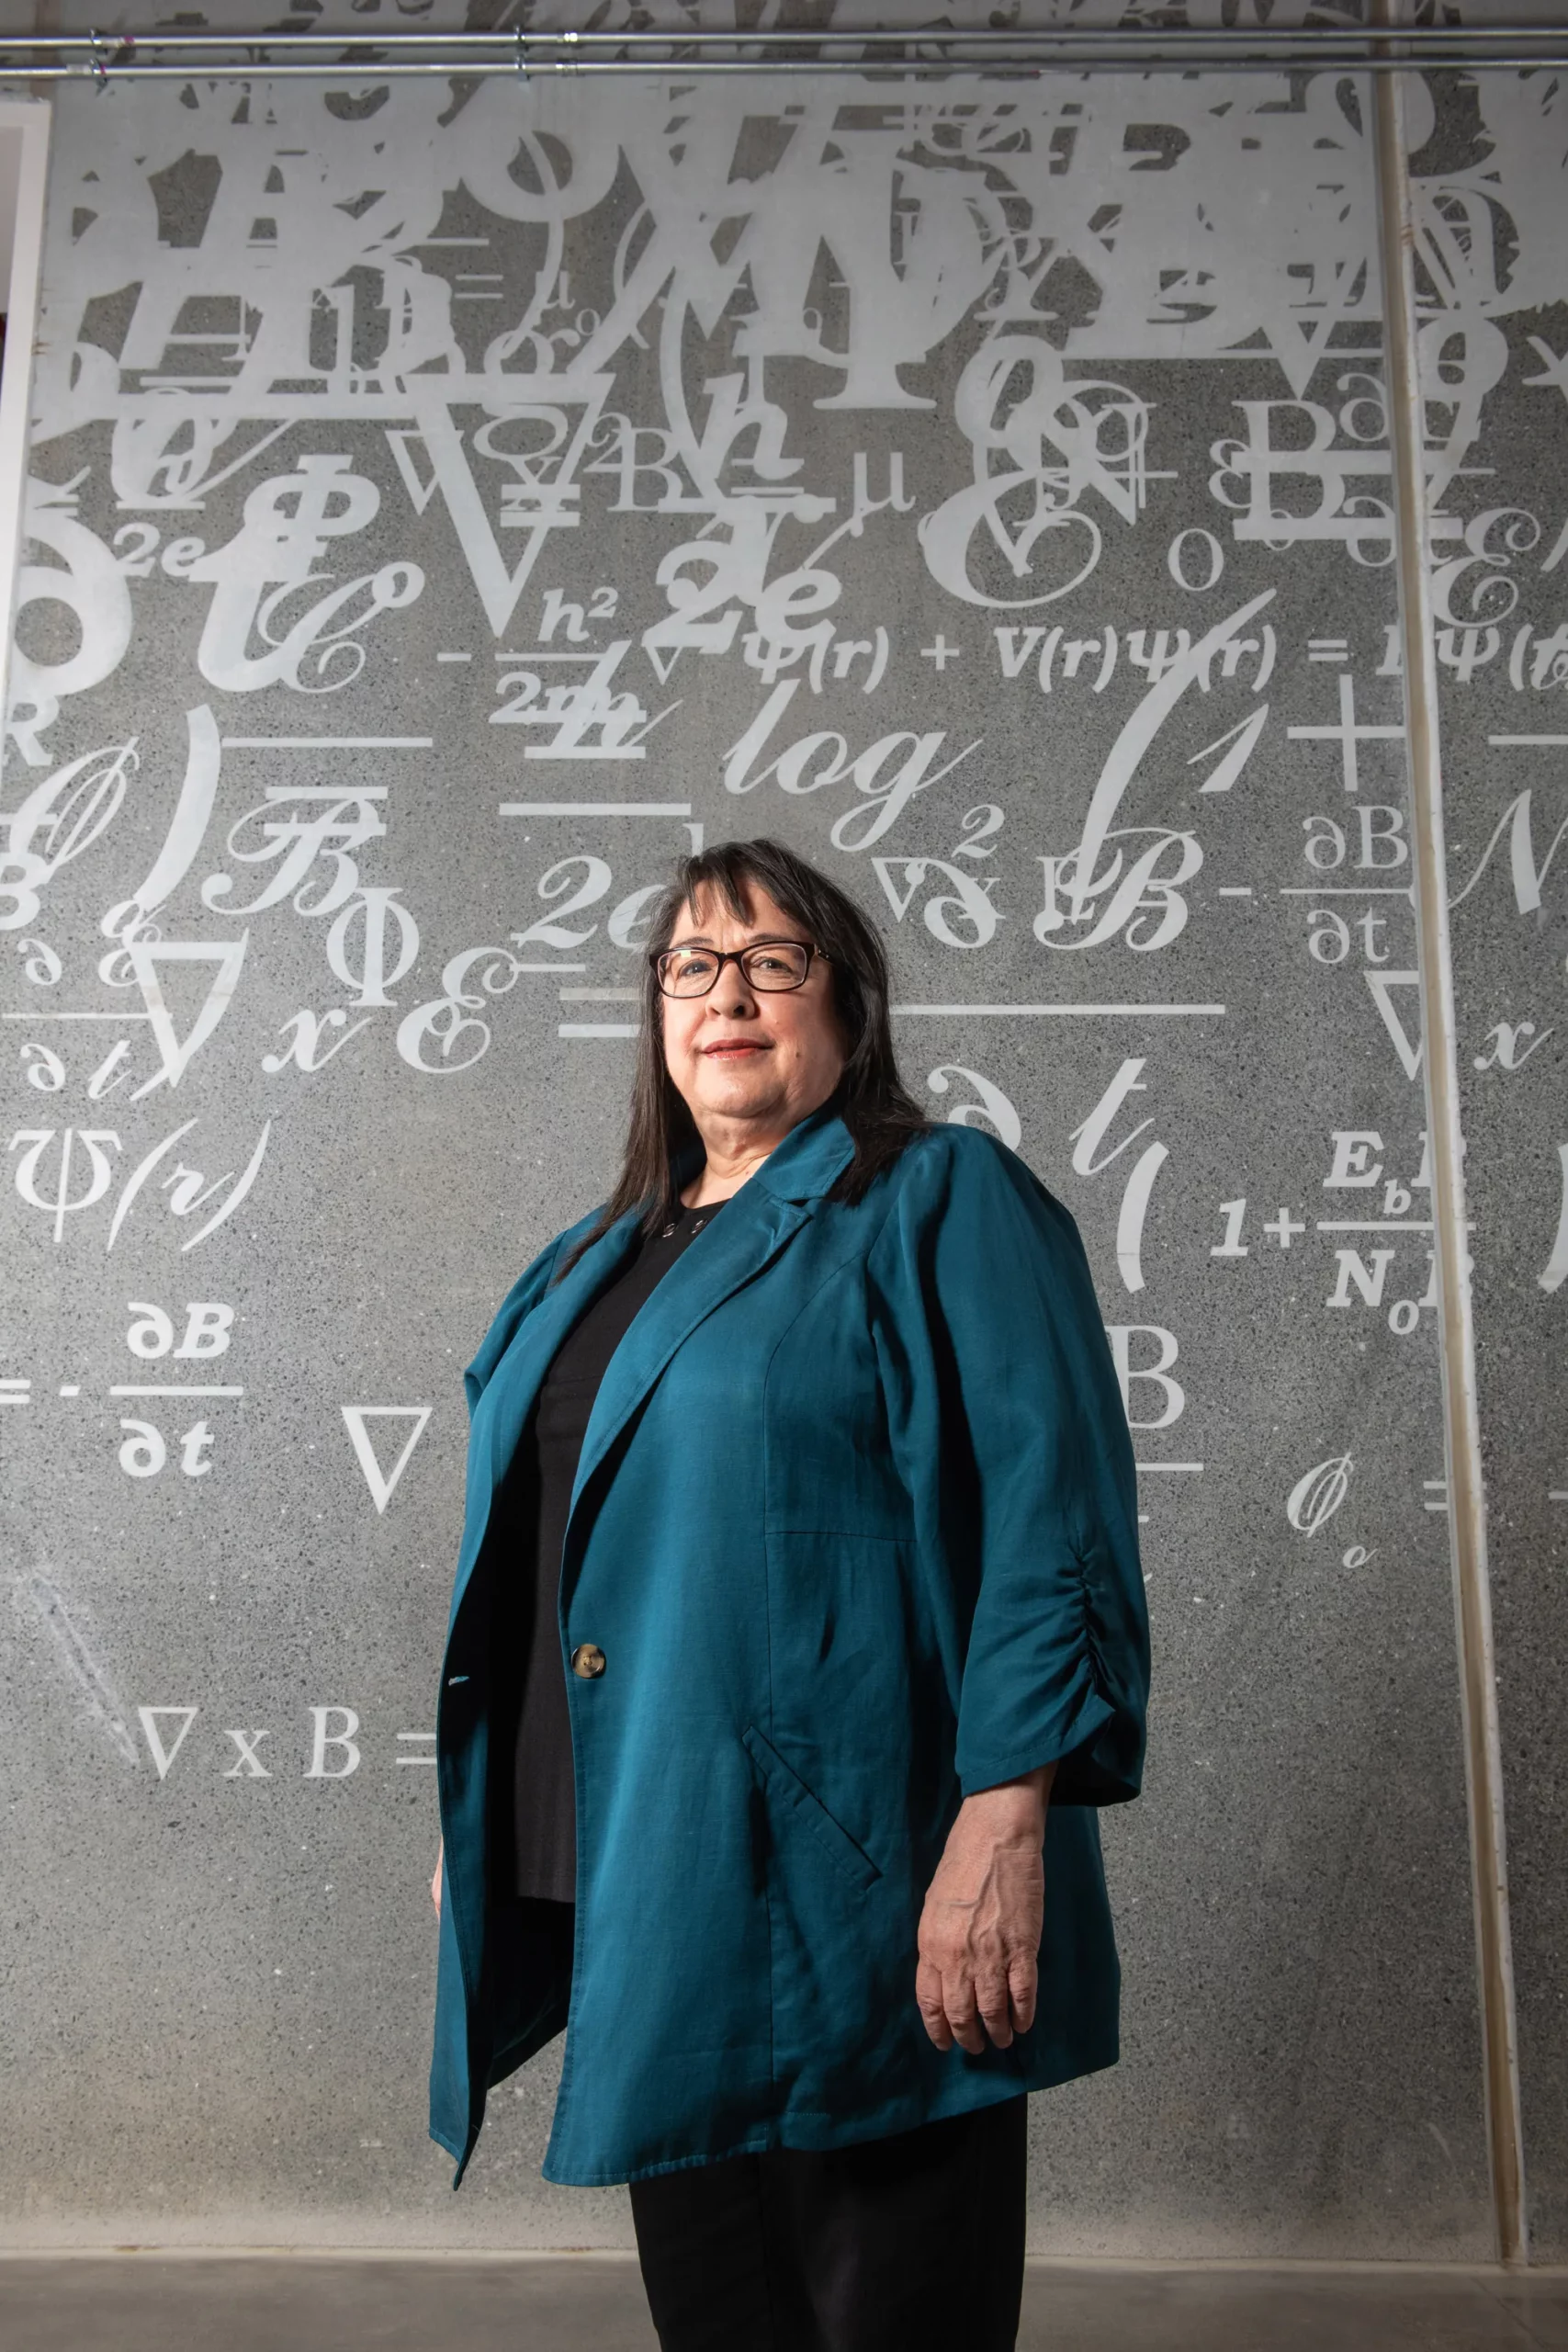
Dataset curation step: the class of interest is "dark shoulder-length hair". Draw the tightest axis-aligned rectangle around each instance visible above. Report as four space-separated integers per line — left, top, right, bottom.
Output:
552 838 931 1283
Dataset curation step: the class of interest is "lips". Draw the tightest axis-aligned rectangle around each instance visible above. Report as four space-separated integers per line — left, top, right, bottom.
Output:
703 1041 765 1057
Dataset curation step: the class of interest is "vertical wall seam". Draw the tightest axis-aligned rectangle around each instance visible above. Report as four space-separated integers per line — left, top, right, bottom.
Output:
1368 17 1528 2268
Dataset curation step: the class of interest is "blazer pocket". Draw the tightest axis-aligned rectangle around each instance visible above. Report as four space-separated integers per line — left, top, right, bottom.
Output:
741 1724 883 1894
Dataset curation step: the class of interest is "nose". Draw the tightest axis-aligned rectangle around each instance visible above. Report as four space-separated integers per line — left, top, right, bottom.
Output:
711 964 758 1017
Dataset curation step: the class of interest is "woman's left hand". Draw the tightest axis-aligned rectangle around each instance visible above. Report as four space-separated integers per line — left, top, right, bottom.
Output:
915 1765 1055 2053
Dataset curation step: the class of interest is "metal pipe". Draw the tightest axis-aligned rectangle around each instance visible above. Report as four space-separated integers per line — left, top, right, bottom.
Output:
9 20 1568 44
1369 0 1529 2274
7 52 1568 82
4 19 1568 81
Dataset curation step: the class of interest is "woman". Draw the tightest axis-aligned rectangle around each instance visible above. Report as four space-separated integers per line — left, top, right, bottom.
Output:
429 838 1150 2351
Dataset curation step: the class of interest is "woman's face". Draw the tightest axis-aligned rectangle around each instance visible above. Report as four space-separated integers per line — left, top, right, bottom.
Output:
659 881 849 1144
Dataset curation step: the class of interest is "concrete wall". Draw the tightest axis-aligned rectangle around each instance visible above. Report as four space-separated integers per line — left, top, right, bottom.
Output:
0 28 1562 2259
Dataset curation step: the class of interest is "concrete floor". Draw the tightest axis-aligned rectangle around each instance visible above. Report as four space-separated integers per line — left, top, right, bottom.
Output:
1 2256 1566 2351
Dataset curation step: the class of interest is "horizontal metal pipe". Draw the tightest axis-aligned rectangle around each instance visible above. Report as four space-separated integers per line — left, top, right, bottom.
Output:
10 20 1568 46
6 17 1567 81
6 55 1565 83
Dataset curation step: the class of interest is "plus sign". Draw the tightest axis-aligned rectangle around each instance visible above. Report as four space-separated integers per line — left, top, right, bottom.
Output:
920 635 960 671
1264 1208 1306 1249
1286 673 1404 795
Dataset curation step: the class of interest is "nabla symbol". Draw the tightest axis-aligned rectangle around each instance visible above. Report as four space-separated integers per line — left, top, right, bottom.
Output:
341 1405 433 1513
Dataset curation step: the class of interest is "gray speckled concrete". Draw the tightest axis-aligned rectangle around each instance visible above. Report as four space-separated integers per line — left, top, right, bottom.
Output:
0 27 1555 2262
2 2258 1568 2352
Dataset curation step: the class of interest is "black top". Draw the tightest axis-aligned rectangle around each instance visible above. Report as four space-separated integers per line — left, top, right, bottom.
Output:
513 1196 728 1902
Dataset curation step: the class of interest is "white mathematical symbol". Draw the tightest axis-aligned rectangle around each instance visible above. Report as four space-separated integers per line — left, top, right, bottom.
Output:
1287 674 1404 796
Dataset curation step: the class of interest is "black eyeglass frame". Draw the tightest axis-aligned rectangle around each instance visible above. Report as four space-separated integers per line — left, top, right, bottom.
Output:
649 937 832 999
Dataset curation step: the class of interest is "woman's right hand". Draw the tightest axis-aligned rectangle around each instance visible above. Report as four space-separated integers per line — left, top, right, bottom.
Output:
431 1839 444 1919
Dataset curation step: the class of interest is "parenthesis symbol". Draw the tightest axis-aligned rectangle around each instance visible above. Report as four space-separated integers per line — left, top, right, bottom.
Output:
1508 625 1531 691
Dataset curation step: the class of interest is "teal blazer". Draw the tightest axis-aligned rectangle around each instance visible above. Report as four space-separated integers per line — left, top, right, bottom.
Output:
430 1101 1149 2188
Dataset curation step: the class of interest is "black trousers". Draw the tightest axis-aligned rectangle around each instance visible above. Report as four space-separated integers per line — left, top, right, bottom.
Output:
628 2096 1028 2352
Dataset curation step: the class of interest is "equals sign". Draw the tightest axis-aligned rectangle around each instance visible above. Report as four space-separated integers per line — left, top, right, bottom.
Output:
1308 639 1349 663
1423 1478 1449 1514
0 1379 31 1407
397 1733 438 1765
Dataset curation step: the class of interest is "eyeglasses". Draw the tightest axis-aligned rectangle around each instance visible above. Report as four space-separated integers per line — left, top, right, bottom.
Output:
650 938 829 998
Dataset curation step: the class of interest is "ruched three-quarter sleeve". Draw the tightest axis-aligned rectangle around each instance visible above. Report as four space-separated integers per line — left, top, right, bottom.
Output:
867 1126 1150 1805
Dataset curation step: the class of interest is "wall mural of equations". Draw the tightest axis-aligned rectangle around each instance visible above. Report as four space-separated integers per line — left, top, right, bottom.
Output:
1 55 1564 2255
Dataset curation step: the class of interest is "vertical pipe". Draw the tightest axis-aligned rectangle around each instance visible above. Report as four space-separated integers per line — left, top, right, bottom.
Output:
0 98 51 770
1368 3 1528 2269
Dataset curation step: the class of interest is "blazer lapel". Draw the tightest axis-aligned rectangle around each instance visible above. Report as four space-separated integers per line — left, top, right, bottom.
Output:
446 1212 647 1626
564 1102 857 1562
563 1182 807 1552
473 1210 643 1493
457 1102 858 1617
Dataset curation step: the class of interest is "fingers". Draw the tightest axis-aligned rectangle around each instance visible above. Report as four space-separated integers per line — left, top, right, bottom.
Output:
918 1924 1039 2052
1008 1949 1038 2036
917 1953 1022 2053
939 1973 987 2056
974 1968 1014 2051
916 1957 954 2052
